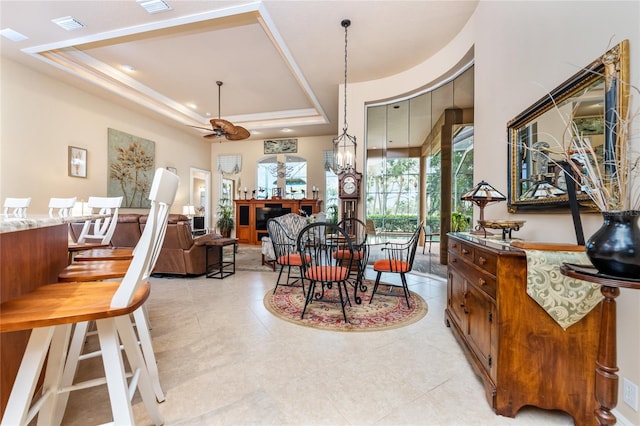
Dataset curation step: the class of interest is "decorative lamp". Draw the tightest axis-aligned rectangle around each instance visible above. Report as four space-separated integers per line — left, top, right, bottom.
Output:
182 205 196 217
332 19 356 174
461 180 507 234
521 180 565 199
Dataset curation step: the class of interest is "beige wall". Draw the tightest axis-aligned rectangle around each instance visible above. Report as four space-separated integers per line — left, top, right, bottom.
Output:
1 2 638 422
0 58 211 215
348 1 639 423
208 134 334 207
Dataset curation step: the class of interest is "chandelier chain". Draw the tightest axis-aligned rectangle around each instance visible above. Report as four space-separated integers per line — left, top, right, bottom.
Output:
342 19 349 132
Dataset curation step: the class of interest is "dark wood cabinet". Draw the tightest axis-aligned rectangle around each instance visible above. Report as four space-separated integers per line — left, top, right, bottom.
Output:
233 199 321 244
446 233 601 426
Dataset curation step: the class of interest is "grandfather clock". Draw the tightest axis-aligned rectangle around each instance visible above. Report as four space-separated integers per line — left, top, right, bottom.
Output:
338 170 362 221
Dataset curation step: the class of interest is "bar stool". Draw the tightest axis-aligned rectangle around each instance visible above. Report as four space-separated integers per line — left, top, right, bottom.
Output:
3 197 31 218
0 168 178 425
48 197 77 218
68 196 126 261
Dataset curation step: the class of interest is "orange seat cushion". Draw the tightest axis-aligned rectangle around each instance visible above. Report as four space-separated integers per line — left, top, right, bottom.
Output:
333 249 364 260
305 266 348 281
373 259 410 273
277 253 310 266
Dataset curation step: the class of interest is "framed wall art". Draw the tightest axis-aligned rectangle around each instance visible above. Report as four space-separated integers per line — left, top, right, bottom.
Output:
264 138 298 154
68 146 87 178
107 128 155 208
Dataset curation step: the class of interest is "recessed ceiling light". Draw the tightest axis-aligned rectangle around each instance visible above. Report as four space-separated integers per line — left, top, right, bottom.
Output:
121 64 136 72
137 0 172 14
52 16 86 31
187 103 197 110
205 112 211 117
282 128 293 133
0 28 28 42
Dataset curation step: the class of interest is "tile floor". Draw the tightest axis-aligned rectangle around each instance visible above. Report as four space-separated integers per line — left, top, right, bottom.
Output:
62 268 575 425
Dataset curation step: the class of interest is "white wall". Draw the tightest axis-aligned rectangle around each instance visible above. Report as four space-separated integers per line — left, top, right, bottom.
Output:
349 1 639 423
0 57 211 214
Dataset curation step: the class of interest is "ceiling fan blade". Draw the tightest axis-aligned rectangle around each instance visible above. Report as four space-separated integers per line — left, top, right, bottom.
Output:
203 133 220 139
210 118 235 134
189 125 215 132
226 126 250 141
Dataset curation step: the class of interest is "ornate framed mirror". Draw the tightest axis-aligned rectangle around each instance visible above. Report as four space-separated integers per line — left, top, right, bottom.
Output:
507 40 629 212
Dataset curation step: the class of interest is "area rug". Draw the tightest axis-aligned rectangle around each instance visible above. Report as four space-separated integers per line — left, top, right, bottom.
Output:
263 281 428 332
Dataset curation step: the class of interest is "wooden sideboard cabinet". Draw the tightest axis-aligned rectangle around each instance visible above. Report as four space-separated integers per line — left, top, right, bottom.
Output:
234 198 321 244
446 233 601 426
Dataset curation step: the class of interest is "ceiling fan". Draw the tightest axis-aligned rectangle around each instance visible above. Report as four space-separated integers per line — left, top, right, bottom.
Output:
192 81 250 141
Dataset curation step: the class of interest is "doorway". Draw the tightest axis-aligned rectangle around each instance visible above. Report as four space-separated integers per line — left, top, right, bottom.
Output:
189 167 211 230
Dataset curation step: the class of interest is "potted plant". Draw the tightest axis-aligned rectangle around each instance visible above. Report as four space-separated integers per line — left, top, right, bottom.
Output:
216 202 234 238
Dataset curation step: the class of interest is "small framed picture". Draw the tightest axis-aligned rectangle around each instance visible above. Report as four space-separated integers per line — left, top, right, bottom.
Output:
68 146 87 178
166 166 177 174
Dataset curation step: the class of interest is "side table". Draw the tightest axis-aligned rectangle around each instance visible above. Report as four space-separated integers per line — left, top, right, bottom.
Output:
205 238 237 279
560 263 640 426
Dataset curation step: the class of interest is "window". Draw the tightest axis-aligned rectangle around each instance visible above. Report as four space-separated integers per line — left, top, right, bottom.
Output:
257 155 307 198
366 157 420 233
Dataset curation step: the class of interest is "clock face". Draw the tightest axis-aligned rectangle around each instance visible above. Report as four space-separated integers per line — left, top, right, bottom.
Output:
343 176 356 195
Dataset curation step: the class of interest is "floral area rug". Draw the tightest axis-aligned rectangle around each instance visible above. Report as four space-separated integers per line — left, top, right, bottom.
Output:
263 280 428 332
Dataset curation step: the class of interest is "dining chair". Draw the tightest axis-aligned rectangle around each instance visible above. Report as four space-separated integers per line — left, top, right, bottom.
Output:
336 217 369 304
422 223 438 254
3 197 31 218
369 222 423 308
297 222 355 322
267 217 307 296
48 197 77 218
0 168 178 425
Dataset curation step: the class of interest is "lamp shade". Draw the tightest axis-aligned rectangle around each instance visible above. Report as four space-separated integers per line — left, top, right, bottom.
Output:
461 180 506 203
182 205 196 216
521 181 565 200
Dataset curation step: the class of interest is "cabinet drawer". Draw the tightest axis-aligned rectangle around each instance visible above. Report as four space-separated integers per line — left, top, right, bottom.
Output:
449 239 474 260
474 250 497 276
468 266 496 299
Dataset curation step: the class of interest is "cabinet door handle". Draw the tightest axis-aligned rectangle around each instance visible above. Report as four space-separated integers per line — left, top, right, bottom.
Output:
479 256 487 265
462 248 470 255
479 278 486 286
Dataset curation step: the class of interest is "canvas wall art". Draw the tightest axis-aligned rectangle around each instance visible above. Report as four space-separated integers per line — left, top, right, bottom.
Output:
107 128 155 208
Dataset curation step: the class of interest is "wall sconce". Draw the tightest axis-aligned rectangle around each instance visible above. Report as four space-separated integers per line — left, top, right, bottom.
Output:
333 18 356 174
461 180 506 234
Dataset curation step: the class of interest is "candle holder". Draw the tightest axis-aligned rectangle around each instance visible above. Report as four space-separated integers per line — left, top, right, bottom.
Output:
312 188 319 200
252 190 256 199
243 190 248 200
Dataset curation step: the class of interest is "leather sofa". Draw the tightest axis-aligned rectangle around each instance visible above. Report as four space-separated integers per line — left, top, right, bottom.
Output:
70 213 221 276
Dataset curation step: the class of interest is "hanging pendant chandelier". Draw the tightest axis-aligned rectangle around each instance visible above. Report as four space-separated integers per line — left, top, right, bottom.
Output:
333 19 357 174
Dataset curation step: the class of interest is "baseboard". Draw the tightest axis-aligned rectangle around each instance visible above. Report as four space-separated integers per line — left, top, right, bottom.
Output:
612 408 636 426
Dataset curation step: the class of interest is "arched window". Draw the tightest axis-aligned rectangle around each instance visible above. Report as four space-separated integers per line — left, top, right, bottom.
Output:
257 155 308 199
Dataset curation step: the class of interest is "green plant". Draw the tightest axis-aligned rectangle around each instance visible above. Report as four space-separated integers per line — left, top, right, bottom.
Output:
451 212 469 232
216 202 234 237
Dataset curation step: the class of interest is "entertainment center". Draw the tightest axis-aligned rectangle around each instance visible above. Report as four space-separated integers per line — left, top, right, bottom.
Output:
233 198 321 244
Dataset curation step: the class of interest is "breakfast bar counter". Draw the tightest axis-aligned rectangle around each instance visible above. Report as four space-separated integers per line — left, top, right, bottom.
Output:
0 214 98 415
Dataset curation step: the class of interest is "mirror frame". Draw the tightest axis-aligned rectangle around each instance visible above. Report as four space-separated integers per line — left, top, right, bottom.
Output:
507 40 629 212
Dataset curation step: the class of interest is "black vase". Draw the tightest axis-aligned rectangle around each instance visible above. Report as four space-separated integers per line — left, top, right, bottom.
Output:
585 210 640 278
